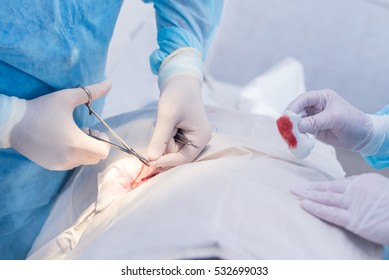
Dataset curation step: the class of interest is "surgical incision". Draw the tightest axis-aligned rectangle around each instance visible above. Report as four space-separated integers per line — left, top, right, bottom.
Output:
96 157 162 210
122 163 161 190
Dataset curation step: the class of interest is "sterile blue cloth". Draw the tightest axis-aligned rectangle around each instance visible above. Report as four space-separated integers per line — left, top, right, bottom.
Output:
384 246 389 260
0 0 222 259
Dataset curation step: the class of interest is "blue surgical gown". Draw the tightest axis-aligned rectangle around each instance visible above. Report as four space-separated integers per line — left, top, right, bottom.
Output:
0 0 223 259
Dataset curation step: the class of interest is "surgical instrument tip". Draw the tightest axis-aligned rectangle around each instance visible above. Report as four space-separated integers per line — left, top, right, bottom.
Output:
81 86 149 166
174 131 199 148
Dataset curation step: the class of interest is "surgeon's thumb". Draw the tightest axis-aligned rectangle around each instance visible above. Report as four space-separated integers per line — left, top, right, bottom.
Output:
147 120 175 162
74 80 112 106
147 137 165 162
298 113 331 135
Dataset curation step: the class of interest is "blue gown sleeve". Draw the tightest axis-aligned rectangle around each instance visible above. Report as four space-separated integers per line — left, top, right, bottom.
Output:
0 94 12 129
143 0 224 74
0 94 18 148
363 105 389 169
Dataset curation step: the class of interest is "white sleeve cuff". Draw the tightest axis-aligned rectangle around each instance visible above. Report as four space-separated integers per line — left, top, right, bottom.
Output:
0 95 26 148
157 47 203 90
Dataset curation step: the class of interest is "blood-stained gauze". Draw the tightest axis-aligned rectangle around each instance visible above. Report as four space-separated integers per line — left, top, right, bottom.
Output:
96 157 161 211
276 110 314 159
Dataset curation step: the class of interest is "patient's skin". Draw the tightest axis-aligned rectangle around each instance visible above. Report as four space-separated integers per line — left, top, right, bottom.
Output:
96 157 163 211
123 163 162 190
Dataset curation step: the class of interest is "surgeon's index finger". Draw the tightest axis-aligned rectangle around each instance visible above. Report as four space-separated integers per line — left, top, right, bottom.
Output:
78 129 110 159
301 200 349 227
304 180 348 194
73 80 112 107
286 91 326 115
152 143 201 168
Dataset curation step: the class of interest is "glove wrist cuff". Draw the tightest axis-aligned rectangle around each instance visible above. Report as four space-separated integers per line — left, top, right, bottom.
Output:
357 114 389 156
158 47 203 90
0 95 26 148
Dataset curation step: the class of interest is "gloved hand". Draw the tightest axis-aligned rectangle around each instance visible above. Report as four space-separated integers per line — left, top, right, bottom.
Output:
147 74 211 167
147 47 211 167
285 89 385 153
6 81 111 171
291 173 389 245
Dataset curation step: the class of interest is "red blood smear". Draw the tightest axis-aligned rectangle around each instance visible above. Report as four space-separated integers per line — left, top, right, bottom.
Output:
123 166 161 191
141 173 157 182
276 115 297 148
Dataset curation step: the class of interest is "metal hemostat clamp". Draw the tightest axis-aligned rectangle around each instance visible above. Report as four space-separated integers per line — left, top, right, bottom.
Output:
174 130 199 148
80 86 149 166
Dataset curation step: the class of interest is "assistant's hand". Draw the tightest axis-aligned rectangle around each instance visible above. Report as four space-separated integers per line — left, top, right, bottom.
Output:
147 75 211 167
8 81 111 170
291 173 389 245
286 89 374 151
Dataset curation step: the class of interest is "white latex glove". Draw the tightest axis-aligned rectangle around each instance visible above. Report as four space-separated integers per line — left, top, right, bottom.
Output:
291 173 389 245
285 89 389 154
148 75 211 167
6 81 111 171
147 48 211 167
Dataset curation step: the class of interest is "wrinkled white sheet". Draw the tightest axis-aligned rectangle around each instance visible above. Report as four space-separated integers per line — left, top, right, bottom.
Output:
27 59 382 259
27 105 382 259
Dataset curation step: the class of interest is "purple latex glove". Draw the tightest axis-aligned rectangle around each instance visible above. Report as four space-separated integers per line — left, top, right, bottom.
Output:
285 89 377 152
291 173 389 245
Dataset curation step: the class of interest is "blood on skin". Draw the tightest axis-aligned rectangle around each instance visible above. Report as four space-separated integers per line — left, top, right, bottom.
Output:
122 164 160 191
276 115 297 148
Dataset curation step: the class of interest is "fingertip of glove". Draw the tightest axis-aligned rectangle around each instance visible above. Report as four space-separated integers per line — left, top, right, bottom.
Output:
146 160 159 168
100 80 112 91
290 187 305 198
147 148 162 162
291 187 315 202
297 118 312 134
299 199 318 214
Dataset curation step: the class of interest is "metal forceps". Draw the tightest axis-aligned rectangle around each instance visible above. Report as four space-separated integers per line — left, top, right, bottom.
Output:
80 86 149 166
173 130 199 149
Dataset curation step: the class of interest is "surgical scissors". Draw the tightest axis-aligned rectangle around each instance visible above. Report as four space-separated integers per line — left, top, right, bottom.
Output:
80 86 149 166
